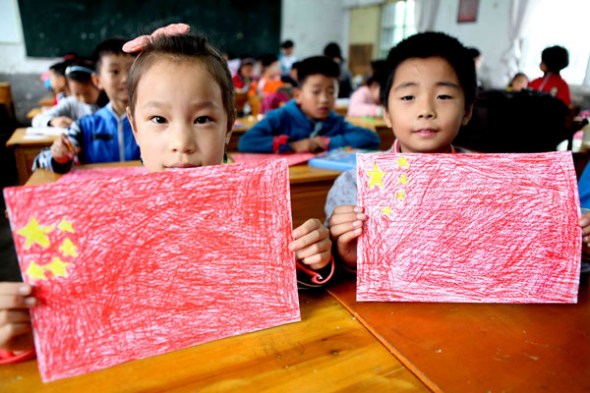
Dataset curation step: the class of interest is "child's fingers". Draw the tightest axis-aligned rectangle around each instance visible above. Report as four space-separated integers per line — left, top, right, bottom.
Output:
292 218 322 239
332 205 364 215
301 251 332 271
328 211 366 228
329 220 364 238
0 310 31 326
336 228 363 247
0 284 34 309
579 215 590 228
293 237 331 260
289 227 328 253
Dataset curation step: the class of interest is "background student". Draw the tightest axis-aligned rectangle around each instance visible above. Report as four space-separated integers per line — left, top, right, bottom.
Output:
279 39 297 76
346 69 388 118
32 38 139 173
323 42 353 98
528 45 571 107
0 28 334 360
32 60 105 128
238 56 380 154
507 72 529 92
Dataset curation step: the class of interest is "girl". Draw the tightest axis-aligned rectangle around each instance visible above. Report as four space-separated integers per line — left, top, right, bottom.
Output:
0 30 333 361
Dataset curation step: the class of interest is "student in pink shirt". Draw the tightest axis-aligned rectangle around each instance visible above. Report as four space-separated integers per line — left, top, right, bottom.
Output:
346 69 388 117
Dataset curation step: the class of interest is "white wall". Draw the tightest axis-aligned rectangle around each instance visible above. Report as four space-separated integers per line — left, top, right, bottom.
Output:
432 0 511 88
281 0 347 59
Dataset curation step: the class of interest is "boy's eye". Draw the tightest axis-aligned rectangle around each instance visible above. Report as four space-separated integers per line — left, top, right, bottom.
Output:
195 116 211 124
400 95 414 101
438 94 453 100
150 116 167 124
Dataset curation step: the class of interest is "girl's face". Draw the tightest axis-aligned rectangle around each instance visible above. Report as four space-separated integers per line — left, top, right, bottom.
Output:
240 64 254 79
68 79 100 104
383 57 472 153
128 58 230 172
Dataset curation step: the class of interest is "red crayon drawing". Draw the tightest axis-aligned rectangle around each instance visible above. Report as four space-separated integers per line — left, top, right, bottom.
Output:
4 159 300 382
57 166 148 183
356 152 581 303
229 152 316 166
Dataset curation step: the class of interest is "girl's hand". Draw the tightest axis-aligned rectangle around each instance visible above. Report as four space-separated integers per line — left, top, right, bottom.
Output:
0 283 35 352
289 219 332 270
328 205 367 269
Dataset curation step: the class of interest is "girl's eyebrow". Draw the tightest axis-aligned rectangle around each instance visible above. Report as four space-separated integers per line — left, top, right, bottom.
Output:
141 100 221 110
393 80 461 91
393 81 417 91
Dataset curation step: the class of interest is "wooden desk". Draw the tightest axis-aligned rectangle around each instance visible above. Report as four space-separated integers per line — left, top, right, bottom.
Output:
329 277 590 393
27 107 43 119
0 291 429 392
228 116 259 151
6 128 59 185
26 162 342 229
38 95 54 107
346 116 393 150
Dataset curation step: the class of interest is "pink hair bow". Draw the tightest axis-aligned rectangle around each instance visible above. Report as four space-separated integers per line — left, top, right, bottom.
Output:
122 23 191 53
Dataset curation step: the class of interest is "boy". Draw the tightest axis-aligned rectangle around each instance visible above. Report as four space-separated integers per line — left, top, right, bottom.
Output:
528 45 571 107
325 32 590 271
238 56 380 154
279 39 297 75
33 38 139 174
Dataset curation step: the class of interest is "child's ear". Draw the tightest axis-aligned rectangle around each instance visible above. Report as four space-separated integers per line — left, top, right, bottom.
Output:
293 87 302 104
461 104 474 126
91 73 102 90
126 107 138 140
383 106 393 129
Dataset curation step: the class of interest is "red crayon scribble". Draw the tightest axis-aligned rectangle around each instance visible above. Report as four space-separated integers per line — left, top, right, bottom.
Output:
4 159 299 382
356 152 581 304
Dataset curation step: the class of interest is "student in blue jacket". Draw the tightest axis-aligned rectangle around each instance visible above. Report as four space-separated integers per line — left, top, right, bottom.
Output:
238 56 380 154
33 38 139 173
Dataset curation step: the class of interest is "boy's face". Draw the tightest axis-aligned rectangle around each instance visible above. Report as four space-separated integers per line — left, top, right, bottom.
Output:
94 53 134 108
68 79 100 105
383 57 472 153
241 64 254 79
128 58 230 172
295 74 338 120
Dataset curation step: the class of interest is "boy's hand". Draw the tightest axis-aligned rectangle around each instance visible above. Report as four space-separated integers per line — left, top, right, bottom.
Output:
0 283 35 352
51 135 79 164
289 219 332 270
328 205 367 269
49 116 73 128
290 137 326 153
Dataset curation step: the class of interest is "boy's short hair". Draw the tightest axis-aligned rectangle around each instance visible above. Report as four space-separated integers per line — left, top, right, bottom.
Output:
323 42 343 60
382 32 476 110
92 38 129 72
541 46 569 73
467 47 481 60
258 53 278 68
297 56 340 86
281 40 294 49
127 33 235 131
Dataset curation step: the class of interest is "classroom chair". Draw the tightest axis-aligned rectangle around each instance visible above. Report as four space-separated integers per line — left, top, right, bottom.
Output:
0 82 15 119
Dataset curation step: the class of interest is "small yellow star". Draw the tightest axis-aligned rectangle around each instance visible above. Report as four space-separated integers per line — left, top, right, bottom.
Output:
382 206 392 216
59 238 78 257
396 189 406 201
17 217 54 249
58 218 75 234
398 173 408 184
367 162 385 189
397 156 409 169
45 257 70 278
25 261 47 282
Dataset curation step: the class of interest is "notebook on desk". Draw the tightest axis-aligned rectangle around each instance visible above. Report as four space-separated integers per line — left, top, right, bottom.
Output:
308 147 373 171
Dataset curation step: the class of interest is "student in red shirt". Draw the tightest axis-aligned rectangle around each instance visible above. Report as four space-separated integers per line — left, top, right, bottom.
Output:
528 45 571 107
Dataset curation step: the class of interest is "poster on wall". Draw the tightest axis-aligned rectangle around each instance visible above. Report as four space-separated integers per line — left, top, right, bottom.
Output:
458 0 479 23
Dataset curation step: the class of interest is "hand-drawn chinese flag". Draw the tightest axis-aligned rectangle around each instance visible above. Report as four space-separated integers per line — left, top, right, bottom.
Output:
357 152 581 304
4 160 300 382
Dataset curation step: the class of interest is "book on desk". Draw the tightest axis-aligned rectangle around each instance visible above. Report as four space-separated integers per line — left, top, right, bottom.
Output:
308 147 374 171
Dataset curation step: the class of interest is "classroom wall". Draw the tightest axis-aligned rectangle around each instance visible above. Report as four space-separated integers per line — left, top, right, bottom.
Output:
349 5 381 59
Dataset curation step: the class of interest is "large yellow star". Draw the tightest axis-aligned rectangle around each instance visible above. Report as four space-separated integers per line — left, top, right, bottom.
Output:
58 218 75 234
59 238 78 257
17 218 54 249
398 173 408 184
397 156 409 169
45 257 70 278
367 162 385 189
25 261 47 282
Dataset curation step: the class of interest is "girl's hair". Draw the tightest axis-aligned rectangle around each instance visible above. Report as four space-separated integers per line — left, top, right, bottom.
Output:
128 34 235 130
65 58 96 83
509 72 528 87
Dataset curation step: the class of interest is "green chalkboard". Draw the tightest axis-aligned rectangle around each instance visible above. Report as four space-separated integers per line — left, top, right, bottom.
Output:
18 0 281 58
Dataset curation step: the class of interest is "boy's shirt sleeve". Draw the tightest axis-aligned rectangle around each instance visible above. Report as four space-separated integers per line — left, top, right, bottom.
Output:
325 119 380 150
31 121 83 174
31 98 74 128
238 111 293 153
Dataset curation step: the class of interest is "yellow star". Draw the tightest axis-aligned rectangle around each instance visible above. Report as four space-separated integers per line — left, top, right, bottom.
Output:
59 238 78 257
58 218 75 233
17 217 54 249
382 206 392 216
397 156 409 169
25 261 47 282
396 189 406 201
367 162 385 189
45 257 70 278
398 173 408 184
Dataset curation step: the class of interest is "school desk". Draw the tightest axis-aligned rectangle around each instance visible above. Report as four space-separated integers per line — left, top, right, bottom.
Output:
25 162 342 228
6 128 59 185
227 116 260 152
26 107 43 119
346 116 393 150
38 95 54 107
0 291 429 392
328 276 590 393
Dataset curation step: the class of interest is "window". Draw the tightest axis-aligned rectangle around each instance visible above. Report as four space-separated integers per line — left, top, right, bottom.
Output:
521 0 590 86
379 0 416 59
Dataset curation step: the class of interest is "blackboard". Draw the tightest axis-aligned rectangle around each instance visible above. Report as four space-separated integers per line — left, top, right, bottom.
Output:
18 0 281 58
